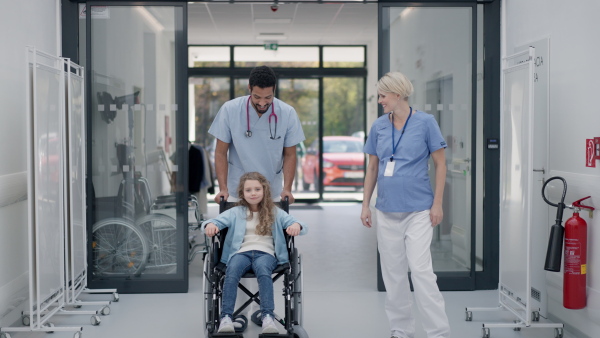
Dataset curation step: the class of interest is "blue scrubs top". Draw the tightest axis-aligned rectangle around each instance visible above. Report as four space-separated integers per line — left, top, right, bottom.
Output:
208 96 305 198
363 110 447 212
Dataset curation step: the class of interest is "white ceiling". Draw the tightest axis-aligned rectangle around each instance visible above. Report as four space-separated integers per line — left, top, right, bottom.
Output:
187 2 378 45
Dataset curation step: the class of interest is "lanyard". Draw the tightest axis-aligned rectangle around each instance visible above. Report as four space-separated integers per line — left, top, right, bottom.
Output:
246 96 277 138
390 106 412 162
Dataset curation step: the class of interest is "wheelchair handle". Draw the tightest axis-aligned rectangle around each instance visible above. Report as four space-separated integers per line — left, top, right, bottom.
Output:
280 196 289 213
219 196 225 213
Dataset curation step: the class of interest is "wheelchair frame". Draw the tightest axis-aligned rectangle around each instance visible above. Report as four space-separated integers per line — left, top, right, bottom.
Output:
203 198 308 338
91 177 206 277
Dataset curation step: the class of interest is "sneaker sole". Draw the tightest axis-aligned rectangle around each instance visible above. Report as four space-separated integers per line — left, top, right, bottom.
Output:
262 326 279 334
218 326 235 333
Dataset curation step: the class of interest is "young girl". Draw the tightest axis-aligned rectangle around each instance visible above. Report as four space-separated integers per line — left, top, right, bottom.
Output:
203 172 308 334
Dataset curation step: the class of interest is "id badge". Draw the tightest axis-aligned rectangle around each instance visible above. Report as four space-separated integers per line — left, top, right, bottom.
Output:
384 160 395 176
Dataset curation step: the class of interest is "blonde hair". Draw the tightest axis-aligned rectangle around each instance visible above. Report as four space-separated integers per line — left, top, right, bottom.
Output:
236 172 275 236
376 72 414 100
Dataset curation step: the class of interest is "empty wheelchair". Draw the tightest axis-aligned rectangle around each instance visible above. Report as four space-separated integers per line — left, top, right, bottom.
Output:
203 198 308 338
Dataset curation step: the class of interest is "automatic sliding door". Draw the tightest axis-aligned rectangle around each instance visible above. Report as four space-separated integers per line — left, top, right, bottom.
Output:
379 4 478 290
87 4 188 292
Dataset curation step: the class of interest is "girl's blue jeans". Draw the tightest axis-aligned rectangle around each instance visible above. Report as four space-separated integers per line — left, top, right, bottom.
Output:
221 250 278 319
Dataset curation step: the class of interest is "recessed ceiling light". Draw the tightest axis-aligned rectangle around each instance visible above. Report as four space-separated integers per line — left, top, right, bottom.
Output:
256 34 287 40
254 18 292 24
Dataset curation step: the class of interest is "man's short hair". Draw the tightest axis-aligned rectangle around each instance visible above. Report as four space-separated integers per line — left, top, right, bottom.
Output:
249 66 277 89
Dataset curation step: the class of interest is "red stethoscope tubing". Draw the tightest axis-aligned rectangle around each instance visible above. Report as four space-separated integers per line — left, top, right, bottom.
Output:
246 96 277 138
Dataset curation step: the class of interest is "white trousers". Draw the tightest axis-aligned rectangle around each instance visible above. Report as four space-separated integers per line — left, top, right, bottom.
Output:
376 209 451 338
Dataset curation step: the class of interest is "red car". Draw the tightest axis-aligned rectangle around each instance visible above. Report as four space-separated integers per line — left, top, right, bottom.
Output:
301 136 365 190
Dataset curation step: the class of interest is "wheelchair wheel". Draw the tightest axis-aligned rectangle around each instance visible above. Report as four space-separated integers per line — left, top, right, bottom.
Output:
291 249 304 326
203 257 213 331
136 214 177 274
92 218 149 276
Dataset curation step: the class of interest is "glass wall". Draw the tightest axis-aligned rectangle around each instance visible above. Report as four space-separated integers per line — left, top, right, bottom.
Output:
321 77 365 200
189 77 230 153
188 45 367 202
87 5 187 292
278 79 320 199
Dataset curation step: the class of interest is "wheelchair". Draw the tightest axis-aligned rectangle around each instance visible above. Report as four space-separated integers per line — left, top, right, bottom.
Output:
92 175 205 277
203 198 308 338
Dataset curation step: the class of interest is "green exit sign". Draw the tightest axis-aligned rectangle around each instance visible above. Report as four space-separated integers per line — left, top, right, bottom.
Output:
264 43 278 51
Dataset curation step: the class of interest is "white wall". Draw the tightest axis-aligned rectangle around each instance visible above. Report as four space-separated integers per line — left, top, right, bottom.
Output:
0 0 60 326
504 1 600 336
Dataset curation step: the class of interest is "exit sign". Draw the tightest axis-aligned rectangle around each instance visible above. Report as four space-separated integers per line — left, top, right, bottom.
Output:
264 43 278 51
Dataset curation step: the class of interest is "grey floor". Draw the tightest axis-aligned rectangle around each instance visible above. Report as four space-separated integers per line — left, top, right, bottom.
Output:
2 203 575 338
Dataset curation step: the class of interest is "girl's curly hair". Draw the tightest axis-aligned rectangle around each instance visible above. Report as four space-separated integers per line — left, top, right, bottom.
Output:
236 172 275 236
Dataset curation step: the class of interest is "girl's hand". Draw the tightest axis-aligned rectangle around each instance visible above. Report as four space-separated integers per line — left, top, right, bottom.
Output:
286 223 301 236
360 205 372 228
430 204 443 227
204 223 219 237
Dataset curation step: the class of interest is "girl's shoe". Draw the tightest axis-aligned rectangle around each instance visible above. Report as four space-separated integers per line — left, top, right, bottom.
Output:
217 316 235 333
261 314 278 334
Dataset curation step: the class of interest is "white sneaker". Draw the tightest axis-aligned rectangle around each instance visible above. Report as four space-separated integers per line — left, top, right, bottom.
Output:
217 316 235 333
261 314 278 334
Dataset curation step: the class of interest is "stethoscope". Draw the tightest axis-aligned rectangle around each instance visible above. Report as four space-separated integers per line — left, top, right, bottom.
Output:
245 96 280 140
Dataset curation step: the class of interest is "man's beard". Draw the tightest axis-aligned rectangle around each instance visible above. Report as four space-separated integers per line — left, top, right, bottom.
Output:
253 102 270 114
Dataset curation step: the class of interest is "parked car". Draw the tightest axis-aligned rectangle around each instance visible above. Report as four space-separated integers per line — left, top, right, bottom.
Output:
301 136 364 190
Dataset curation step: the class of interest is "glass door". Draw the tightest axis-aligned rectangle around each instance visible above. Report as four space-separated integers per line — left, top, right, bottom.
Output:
278 78 320 200
379 4 480 290
322 77 366 201
85 3 188 293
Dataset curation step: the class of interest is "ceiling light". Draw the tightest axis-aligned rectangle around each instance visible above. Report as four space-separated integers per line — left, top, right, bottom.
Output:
256 33 287 40
254 18 292 24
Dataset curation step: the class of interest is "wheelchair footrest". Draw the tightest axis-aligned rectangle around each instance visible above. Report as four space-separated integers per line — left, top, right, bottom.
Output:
209 333 244 338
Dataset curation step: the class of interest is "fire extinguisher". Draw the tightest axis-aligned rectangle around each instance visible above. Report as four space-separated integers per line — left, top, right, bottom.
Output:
563 196 595 309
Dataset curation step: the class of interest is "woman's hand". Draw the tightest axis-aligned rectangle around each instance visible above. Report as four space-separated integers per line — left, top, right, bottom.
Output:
204 223 220 237
430 204 443 227
360 205 372 228
286 223 302 236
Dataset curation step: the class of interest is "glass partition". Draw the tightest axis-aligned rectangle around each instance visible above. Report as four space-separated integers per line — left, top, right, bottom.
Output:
380 4 476 289
88 5 187 292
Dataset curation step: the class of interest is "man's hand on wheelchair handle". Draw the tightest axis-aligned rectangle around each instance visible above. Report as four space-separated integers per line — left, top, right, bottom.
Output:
286 222 301 236
205 223 220 237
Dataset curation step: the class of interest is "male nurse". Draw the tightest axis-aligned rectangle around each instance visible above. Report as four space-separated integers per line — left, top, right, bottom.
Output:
208 66 305 203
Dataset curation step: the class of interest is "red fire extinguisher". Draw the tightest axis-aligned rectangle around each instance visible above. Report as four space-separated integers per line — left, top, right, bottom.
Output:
563 196 595 309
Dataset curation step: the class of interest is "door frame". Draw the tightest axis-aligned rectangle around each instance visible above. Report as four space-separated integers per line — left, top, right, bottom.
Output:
62 0 190 293
377 0 500 291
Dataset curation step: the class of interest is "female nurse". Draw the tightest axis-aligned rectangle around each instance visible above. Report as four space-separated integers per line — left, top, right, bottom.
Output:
361 72 450 338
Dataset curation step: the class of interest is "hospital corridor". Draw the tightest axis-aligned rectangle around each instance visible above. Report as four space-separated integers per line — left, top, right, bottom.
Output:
2 1 600 338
